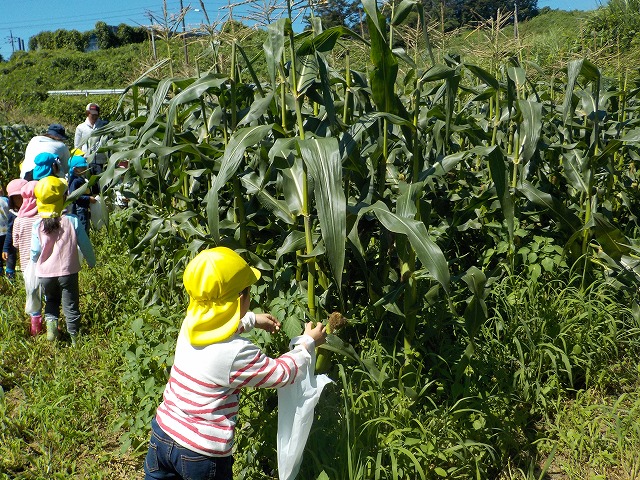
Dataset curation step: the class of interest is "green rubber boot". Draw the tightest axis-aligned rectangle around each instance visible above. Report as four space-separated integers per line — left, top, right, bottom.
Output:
46 319 59 341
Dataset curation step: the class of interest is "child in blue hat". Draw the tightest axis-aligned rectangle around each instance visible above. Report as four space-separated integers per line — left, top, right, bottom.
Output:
67 155 96 234
31 152 62 181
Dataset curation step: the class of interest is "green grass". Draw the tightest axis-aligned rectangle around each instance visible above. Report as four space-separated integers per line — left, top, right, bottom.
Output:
1 222 640 479
0 226 142 479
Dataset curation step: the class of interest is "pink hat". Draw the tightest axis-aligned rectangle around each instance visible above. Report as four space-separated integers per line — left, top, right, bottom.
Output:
7 178 27 198
17 181 39 218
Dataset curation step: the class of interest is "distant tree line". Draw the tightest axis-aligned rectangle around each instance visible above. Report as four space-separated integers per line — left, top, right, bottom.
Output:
308 0 538 31
28 22 147 52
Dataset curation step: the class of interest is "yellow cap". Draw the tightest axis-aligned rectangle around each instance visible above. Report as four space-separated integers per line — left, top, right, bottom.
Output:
34 176 67 218
183 247 261 345
69 148 85 157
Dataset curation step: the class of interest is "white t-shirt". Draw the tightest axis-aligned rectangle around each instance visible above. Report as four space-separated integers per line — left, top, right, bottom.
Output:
21 135 70 179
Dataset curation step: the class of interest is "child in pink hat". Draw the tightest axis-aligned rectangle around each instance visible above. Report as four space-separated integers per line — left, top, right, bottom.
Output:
2 178 27 280
13 181 43 335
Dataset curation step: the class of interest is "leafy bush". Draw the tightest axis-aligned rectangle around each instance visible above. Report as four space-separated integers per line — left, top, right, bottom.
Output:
587 0 640 49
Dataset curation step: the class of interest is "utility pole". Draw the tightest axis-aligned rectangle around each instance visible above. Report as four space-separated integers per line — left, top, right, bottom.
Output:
9 30 15 53
514 0 519 41
180 0 189 65
147 15 157 60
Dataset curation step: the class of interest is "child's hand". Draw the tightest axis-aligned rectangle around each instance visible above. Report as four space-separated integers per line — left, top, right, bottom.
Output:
255 313 281 333
1 252 7 261
304 322 327 346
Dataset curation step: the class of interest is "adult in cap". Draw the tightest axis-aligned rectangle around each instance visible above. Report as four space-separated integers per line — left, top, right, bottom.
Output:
20 124 70 180
75 102 108 174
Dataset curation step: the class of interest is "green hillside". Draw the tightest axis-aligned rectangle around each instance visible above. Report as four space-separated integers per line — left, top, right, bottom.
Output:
0 8 616 131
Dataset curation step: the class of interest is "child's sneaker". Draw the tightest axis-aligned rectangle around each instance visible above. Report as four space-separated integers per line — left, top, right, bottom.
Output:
30 314 43 336
46 319 59 341
70 334 79 347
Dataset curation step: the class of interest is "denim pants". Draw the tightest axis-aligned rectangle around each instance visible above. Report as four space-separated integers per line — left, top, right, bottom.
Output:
144 417 234 480
75 206 91 235
0 235 17 277
40 273 81 335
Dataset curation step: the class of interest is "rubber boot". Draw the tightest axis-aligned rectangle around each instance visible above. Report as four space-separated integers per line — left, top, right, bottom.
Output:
46 318 59 341
30 314 43 336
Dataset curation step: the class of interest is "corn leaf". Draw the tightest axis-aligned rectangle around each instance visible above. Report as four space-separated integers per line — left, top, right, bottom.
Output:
369 201 450 292
205 124 273 242
517 99 543 165
298 137 346 288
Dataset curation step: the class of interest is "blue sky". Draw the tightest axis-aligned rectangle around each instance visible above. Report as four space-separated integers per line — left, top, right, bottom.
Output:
0 0 605 62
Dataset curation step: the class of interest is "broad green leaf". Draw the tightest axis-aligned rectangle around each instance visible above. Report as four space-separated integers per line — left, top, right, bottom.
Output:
264 19 288 85
620 129 640 142
369 202 450 292
316 52 336 124
479 145 514 242
241 172 295 225
592 213 630 261
137 76 174 142
341 112 415 160
276 231 307 261
299 137 346 288
205 125 273 242
465 63 499 90
517 99 543 165
164 73 228 146
296 26 365 56
392 0 418 25
519 181 581 232
562 150 589 194
419 64 455 83
281 159 304 215
563 59 600 130
364 0 398 114
238 92 274 126
295 53 318 96
362 0 386 39
507 66 526 88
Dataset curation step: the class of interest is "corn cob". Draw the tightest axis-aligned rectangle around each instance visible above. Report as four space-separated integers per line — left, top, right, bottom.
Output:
315 312 347 374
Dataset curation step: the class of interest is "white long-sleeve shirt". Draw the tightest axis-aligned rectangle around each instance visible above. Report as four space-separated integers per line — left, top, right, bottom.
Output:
155 312 315 457
75 118 108 165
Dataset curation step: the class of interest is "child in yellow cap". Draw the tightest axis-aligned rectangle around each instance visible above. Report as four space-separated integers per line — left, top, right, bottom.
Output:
30 176 96 345
144 247 326 480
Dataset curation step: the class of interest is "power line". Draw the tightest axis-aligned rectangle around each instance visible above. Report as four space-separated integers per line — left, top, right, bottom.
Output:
0 0 238 31
0 1 234 35
0 3 182 30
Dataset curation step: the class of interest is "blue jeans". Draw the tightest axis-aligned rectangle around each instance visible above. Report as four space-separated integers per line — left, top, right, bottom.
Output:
144 417 234 480
75 206 91 235
0 235 17 278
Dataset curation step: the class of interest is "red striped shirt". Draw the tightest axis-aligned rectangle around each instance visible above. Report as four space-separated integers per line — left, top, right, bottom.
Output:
155 326 314 457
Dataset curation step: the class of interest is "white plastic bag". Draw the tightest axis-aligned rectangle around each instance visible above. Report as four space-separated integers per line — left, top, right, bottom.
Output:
90 195 108 230
277 337 333 480
23 261 42 314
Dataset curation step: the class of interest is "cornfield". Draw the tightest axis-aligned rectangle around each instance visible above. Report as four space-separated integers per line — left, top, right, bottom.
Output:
26 1 640 478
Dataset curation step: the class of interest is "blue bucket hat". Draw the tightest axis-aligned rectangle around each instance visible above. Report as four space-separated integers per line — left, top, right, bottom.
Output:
68 155 88 170
32 152 61 180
